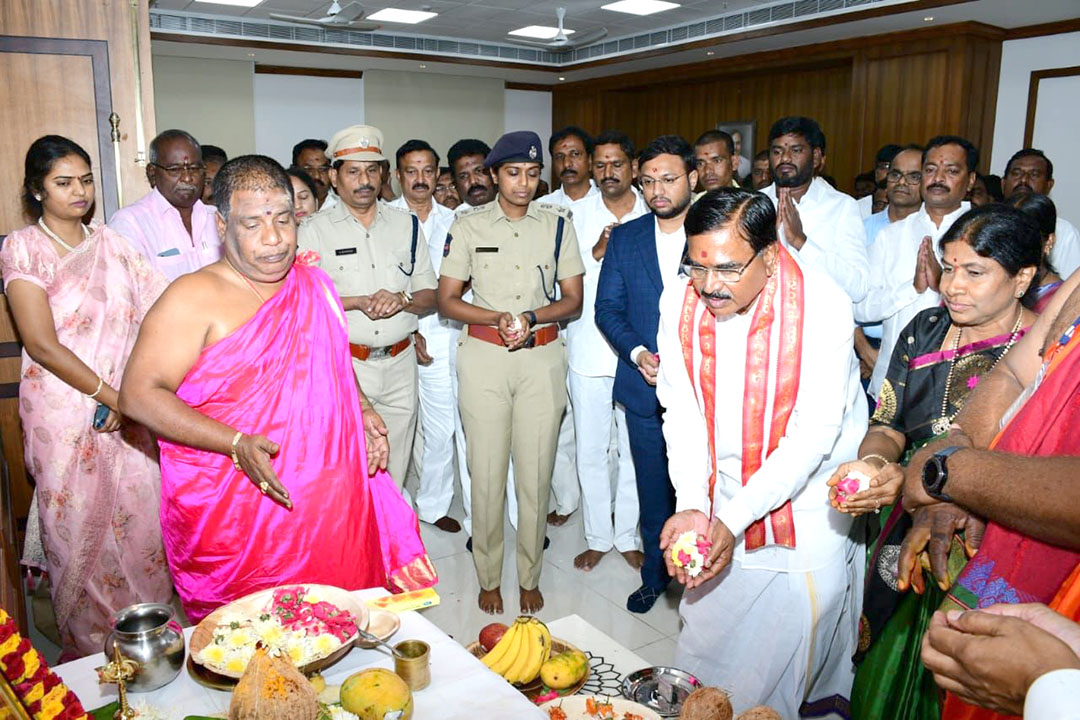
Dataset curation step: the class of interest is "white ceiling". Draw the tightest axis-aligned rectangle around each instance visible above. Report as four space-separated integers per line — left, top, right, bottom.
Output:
150 0 1080 83
151 0 765 46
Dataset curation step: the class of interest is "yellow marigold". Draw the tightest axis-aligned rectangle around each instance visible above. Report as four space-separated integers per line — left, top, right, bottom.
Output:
40 697 66 719
21 648 41 682
40 683 67 710
23 681 44 705
0 633 20 657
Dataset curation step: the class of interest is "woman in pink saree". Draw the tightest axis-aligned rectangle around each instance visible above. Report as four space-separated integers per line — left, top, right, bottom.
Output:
119 155 436 622
0 136 172 658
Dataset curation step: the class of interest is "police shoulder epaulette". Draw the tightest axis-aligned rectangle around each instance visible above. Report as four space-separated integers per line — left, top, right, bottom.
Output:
535 202 572 218
381 202 410 218
454 203 489 219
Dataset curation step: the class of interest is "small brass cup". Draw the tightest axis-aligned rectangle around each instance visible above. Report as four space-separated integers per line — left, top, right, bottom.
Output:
393 639 431 691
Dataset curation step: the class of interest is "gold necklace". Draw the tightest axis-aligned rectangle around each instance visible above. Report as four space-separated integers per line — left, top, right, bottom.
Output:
932 307 1024 435
223 257 266 305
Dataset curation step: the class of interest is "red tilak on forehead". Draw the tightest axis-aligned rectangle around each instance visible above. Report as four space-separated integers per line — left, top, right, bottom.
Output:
700 251 707 258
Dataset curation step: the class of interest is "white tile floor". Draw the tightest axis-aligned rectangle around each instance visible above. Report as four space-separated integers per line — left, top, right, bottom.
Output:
417 496 685 667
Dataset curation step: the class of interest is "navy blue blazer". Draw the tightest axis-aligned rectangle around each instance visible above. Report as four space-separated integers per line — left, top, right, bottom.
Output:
595 212 666 417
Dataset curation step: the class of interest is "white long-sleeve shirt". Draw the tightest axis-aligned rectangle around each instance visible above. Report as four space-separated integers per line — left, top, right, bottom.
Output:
656 262 868 572
566 189 649 377
855 202 969 398
389 196 456 335
1051 217 1080 279
1025 668 1080 719
762 178 869 303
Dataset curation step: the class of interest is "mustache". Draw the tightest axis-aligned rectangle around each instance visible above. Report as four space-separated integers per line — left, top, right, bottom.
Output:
560 168 579 178
176 184 199 193
411 183 430 191
927 182 949 192
600 178 620 185
467 184 488 195
352 185 375 193
701 290 732 300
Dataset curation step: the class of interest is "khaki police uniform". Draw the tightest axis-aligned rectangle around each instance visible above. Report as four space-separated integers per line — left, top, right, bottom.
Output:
440 198 585 591
300 199 437 487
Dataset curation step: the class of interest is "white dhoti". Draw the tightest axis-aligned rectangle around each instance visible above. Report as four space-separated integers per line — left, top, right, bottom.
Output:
675 540 860 719
550 391 579 516
411 320 459 523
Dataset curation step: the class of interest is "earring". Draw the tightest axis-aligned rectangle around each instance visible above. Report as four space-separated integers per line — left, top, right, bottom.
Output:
34 195 41 201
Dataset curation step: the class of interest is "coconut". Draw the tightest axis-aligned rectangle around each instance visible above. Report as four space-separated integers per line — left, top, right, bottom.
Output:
736 706 783 720
228 647 320 720
679 687 734 720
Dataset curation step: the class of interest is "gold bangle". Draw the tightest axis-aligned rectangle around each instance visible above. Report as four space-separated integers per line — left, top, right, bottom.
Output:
230 431 244 472
85 376 104 399
860 453 891 467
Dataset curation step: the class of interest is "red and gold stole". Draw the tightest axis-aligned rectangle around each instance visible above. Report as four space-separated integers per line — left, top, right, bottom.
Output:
678 246 804 550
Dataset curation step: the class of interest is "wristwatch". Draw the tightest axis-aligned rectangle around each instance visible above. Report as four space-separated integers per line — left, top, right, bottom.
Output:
922 445 963 502
523 310 538 328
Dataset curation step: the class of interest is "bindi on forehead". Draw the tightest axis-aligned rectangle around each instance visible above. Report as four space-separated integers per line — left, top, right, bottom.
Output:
700 251 708 258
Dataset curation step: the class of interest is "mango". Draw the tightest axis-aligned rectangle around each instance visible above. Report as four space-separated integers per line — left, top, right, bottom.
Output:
539 650 588 690
340 668 413 720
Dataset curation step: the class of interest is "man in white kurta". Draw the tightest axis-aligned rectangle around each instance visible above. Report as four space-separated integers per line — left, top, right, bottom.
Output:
565 132 649 570
760 117 868 304
855 136 978 398
391 140 462 531
657 188 867 718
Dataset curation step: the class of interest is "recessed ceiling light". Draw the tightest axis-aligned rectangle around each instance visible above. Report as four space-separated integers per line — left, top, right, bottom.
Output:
558 76 566 81
367 8 437 24
924 15 934 21
509 25 576 39
705 50 715 56
247 52 256 57
601 0 680 16
193 0 264 7
419 63 427 69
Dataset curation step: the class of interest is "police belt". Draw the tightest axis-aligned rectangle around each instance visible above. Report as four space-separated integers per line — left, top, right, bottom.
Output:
350 336 412 361
467 324 559 348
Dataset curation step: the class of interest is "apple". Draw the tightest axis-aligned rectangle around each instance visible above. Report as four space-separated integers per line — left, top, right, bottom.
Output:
478 622 508 652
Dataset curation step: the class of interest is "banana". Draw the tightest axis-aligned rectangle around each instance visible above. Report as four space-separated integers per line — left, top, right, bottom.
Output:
481 620 520 673
484 619 525 677
533 618 552 665
510 619 550 684
503 620 540 684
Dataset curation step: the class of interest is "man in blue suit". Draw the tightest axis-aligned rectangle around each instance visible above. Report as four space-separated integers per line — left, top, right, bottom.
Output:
595 135 699 613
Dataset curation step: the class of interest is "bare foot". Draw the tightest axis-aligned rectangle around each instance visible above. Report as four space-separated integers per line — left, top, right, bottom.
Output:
547 511 571 526
479 587 503 615
574 549 607 571
520 586 544 614
621 550 644 569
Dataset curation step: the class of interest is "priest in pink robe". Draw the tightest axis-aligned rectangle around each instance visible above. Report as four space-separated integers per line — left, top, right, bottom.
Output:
120 155 436 621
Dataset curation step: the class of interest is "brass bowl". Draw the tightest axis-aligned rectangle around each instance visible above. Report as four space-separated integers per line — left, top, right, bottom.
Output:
467 637 589 700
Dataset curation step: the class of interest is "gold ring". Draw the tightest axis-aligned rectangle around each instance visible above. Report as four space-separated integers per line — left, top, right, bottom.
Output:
259 481 269 495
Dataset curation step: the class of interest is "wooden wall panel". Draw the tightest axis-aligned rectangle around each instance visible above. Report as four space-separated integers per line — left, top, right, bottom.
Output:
554 22 1005 192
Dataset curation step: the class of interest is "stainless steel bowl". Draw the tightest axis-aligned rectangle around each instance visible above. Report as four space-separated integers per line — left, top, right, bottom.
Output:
622 666 702 718
104 603 186 692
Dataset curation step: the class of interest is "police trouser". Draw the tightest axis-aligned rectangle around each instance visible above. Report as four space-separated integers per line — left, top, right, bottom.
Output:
351 345 418 492
456 332 567 591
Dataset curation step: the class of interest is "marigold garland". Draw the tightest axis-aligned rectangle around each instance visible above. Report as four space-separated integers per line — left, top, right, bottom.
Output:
0 609 89 720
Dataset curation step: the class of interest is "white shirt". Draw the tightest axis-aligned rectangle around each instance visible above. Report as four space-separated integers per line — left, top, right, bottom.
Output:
855 202 969 398
1051 217 1080 279
1025 668 1080 719
566 189 649 377
629 217 686 366
762 177 869 303
390 196 457 336
857 193 874 219
656 263 867 572
545 179 599 209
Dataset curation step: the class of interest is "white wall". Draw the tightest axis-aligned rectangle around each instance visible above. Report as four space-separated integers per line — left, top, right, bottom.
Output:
990 32 1080 224
253 73 365 167
153 56 255 158
504 89 553 183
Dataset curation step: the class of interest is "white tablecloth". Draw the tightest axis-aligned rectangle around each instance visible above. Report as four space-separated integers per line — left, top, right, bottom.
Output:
55 588 545 718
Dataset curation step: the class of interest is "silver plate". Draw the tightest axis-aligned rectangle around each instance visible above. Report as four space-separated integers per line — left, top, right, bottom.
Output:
621 666 702 718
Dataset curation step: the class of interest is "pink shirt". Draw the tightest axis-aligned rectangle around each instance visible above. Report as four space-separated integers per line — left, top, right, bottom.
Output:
108 188 222 281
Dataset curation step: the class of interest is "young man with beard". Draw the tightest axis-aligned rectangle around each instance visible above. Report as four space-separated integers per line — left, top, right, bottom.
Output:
299 125 437 490
438 131 585 615
761 116 869 305
1002 148 1080 277
595 135 699 613
657 188 866 717
566 130 648 572
391 140 461 534
111 129 222 281
449 139 496 209
856 136 976 398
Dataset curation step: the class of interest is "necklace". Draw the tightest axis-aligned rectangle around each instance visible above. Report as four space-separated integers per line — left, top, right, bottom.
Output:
932 307 1024 435
223 257 266 305
38 218 91 254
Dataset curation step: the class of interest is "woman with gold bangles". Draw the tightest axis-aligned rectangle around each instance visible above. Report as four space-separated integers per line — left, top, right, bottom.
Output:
826 204 1043 720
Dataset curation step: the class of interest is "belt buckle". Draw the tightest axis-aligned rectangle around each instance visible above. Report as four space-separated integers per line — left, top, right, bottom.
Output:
522 334 537 349
369 345 392 360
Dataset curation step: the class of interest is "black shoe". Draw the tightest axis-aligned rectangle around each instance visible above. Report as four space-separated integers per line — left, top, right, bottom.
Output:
466 537 472 553
544 536 551 550
627 584 664 613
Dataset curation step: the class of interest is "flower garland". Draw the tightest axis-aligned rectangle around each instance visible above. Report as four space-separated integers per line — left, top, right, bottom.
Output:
0 609 89 720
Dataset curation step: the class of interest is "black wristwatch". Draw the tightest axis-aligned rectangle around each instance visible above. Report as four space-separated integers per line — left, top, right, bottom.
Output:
922 445 963 502
523 310 538 328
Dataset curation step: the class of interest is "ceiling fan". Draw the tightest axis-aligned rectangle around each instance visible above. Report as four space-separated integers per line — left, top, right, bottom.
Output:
505 7 608 53
269 1 380 31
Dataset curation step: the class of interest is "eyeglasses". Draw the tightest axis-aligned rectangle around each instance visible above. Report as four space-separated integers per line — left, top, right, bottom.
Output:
680 252 758 283
886 170 922 185
150 163 206 177
640 173 687 190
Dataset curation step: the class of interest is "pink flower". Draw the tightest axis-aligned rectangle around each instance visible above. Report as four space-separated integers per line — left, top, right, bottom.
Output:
295 250 321 267
836 476 861 499
695 537 713 555
967 376 980 390
677 550 692 567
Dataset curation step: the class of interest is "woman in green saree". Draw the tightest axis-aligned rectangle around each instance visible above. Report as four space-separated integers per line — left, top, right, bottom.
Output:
828 204 1046 720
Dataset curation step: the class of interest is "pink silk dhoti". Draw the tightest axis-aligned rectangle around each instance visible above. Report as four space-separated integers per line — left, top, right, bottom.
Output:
158 263 436 621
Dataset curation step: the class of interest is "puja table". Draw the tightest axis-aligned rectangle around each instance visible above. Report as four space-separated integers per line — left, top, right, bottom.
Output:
54 588 546 718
